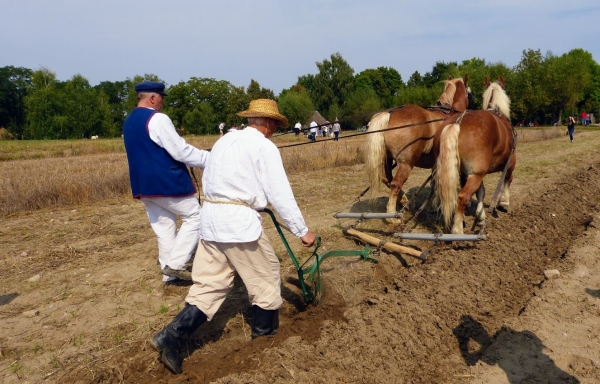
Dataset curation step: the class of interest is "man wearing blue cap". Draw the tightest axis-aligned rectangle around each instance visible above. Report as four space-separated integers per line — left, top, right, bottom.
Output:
123 81 210 284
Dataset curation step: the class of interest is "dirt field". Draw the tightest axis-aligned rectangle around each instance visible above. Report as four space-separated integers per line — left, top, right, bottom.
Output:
2 128 600 383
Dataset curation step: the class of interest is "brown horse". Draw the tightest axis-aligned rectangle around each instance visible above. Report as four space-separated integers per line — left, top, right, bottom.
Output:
432 75 515 234
365 76 470 222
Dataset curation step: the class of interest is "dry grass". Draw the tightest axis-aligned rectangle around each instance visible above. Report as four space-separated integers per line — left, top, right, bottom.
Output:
0 139 127 161
0 132 363 217
0 154 130 216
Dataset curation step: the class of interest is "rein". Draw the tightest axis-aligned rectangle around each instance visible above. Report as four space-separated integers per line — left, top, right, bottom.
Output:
272 117 447 150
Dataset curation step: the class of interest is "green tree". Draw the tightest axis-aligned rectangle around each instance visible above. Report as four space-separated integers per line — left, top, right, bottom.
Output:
164 81 193 128
97 91 117 137
278 84 314 126
312 53 355 117
587 61 600 118
407 71 424 88
394 86 440 107
545 49 593 123
422 61 458 88
246 79 275 100
63 74 102 138
297 74 315 96
356 67 403 108
0 66 32 139
225 85 251 128
184 103 216 135
344 86 381 129
510 49 552 124
94 80 129 134
24 68 60 139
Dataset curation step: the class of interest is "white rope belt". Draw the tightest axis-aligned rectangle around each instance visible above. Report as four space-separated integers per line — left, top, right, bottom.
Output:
200 196 252 208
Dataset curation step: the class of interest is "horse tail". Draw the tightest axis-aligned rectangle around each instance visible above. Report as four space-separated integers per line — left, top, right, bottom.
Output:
365 112 390 198
433 123 461 229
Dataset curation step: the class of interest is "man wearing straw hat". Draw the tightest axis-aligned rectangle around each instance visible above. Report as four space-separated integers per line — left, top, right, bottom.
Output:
123 81 210 285
151 99 317 375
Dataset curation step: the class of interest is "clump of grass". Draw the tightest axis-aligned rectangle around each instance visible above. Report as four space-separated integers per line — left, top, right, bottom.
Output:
158 304 169 314
72 335 83 349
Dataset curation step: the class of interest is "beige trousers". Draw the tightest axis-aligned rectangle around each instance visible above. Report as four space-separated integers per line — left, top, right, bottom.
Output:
185 231 282 321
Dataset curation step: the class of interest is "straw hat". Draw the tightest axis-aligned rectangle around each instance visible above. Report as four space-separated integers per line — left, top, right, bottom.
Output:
237 99 288 128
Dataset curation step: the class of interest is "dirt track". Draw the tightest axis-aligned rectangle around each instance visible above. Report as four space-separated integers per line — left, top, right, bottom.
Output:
2 129 600 383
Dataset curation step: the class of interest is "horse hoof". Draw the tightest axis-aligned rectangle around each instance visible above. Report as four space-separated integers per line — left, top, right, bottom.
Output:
385 218 402 226
496 205 509 213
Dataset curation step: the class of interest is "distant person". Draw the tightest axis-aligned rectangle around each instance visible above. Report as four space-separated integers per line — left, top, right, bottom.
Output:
309 120 317 142
581 111 589 126
333 120 341 141
218 122 225 136
294 121 301 137
123 82 210 284
567 116 575 142
150 99 316 375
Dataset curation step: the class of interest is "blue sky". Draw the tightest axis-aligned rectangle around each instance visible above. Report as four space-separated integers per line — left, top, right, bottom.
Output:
2 1 599 94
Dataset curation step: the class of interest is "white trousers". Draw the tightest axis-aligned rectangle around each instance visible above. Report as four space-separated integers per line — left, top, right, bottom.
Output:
142 196 201 281
185 231 282 321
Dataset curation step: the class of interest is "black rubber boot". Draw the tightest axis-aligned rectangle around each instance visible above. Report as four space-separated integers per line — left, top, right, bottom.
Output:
151 304 207 374
251 305 279 339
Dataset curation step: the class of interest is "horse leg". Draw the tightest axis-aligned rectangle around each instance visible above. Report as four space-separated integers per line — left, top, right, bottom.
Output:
397 160 409 206
452 174 484 234
474 183 486 225
385 162 412 224
497 164 514 212
382 156 394 188
458 173 485 223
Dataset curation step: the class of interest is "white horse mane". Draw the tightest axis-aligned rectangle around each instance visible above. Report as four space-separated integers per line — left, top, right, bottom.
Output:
482 82 510 119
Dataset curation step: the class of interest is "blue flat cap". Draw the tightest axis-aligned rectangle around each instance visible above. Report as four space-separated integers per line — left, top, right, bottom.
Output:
134 81 168 96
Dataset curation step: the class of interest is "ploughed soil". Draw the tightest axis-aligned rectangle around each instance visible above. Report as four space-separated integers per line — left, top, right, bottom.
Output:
2 128 600 383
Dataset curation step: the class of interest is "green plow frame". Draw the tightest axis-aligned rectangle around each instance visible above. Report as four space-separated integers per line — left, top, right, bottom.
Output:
262 208 377 305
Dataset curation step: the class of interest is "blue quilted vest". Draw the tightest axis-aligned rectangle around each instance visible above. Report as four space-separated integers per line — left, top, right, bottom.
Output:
123 108 196 199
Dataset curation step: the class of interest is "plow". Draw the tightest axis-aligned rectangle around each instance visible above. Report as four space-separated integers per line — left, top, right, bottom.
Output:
262 208 377 305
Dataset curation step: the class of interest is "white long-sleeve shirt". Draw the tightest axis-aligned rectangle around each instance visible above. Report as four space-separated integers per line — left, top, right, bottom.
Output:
147 111 210 169
199 127 308 242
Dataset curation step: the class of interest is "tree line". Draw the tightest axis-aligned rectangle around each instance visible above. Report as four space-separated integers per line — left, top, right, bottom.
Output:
0 48 598 140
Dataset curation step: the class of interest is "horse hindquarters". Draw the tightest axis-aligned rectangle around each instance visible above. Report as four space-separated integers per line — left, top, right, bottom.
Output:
433 123 461 232
365 112 391 197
